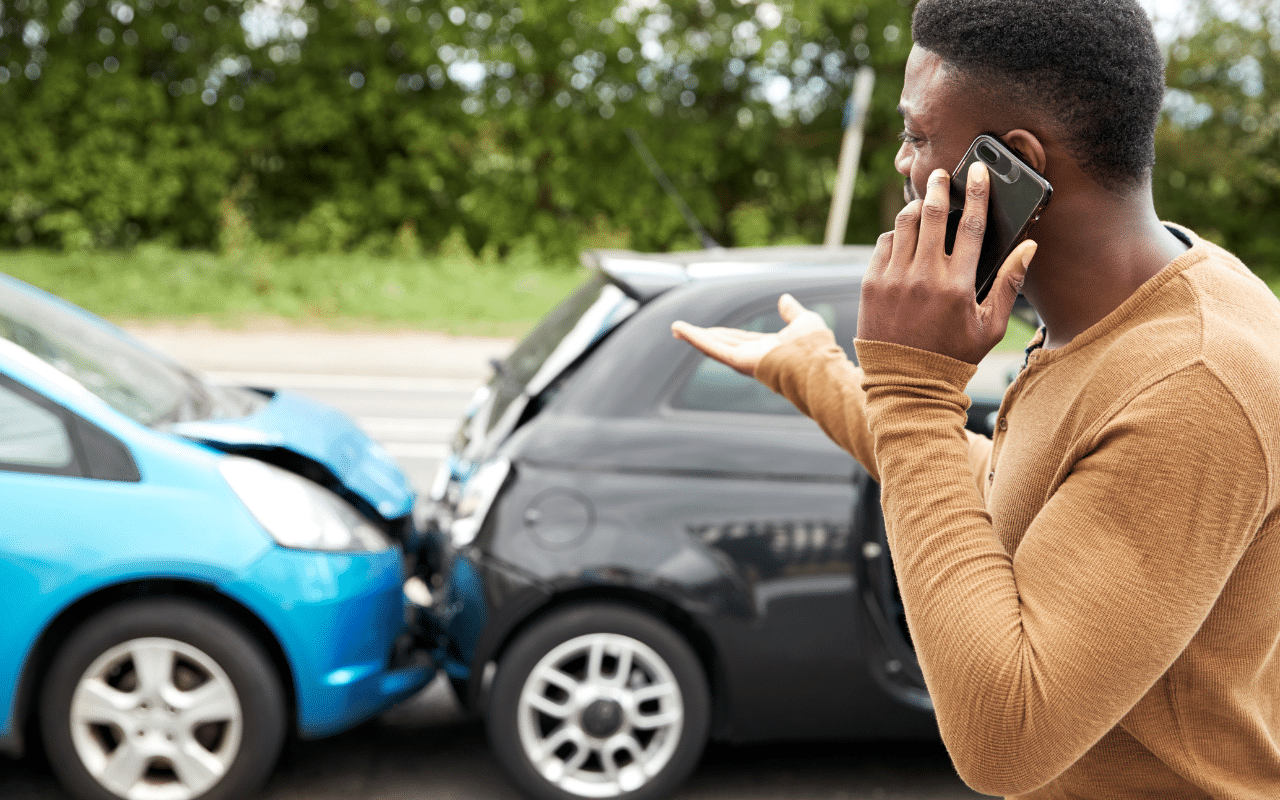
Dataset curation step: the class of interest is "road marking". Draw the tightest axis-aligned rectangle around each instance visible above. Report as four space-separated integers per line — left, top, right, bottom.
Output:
206 371 481 393
357 417 458 437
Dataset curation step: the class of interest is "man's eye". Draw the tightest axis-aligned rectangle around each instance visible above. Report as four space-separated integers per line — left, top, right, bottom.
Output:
897 130 922 145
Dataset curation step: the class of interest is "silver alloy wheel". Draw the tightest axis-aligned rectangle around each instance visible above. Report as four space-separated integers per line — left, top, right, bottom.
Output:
67 636 243 800
516 632 684 799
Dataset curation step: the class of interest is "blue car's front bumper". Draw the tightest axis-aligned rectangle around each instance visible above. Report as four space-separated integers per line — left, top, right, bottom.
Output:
227 544 436 739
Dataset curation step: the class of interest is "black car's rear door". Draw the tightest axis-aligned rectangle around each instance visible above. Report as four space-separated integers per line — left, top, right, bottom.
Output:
650 294 921 741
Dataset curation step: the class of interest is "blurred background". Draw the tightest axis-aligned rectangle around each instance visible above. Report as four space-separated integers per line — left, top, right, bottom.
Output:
0 0 1276 330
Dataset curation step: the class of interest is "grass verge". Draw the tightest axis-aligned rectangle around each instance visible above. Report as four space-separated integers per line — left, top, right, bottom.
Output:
0 245 587 336
6 245 1277 337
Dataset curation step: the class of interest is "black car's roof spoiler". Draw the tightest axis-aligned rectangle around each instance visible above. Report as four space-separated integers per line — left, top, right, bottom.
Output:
581 245 877 301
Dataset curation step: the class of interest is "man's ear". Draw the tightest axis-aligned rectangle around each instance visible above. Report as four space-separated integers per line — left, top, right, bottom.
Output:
1001 129 1047 174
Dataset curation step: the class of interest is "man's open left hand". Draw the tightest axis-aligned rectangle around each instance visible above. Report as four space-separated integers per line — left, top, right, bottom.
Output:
672 293 829 377
857 162 1038 365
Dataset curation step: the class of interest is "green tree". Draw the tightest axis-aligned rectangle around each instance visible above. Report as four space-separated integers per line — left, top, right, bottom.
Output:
1153 0 1280 280
243 0 919 256
0 0 255 248
2 0 923 255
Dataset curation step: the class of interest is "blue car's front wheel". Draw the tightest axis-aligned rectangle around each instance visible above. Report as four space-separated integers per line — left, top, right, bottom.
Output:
39 598 287 800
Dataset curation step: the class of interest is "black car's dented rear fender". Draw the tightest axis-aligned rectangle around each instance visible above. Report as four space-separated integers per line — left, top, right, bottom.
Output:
453 556 736 738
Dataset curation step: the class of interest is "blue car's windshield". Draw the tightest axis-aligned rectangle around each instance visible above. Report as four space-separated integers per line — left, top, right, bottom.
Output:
0 277 211 426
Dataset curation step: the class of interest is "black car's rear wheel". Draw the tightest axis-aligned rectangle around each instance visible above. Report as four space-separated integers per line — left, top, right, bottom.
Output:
39 599 286 800
487 603 709 800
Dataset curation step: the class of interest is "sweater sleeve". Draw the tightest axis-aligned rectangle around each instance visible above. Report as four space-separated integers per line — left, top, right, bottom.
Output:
756 329 880 479
756 328 994 488
854 339 1269 796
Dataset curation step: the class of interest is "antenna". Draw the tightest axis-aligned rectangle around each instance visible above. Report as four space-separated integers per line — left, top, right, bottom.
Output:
625 128 720 249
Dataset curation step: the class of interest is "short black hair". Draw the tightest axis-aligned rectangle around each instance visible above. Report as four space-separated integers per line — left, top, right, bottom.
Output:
911 0 1166 191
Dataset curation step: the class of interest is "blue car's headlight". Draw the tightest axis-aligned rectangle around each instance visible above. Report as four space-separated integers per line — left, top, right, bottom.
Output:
219 456 393 552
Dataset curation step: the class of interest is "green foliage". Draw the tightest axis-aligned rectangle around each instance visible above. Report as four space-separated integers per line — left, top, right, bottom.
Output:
0 0 251 247
0 244 585 332
1 0 1276 289
1153 0 1280 280
728 201 772 247
0 0 917 257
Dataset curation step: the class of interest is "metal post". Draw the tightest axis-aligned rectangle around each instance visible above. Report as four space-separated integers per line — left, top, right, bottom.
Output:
824 66 876 248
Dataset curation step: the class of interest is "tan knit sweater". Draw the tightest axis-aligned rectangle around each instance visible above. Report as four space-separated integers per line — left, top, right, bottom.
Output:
756 232 1280 799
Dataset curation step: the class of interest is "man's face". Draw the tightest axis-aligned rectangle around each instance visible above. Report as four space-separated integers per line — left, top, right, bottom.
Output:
894 46 985 204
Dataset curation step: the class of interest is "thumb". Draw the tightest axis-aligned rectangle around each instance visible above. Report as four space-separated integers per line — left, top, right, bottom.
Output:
983 240 1037 319
778 293 808 322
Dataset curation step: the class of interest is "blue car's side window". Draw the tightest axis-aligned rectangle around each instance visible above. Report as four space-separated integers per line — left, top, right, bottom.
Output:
0 374 139 481
0 380 75 472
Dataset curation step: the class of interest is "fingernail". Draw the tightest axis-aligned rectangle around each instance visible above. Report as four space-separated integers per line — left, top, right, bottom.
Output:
931 168 948 183
969 161 987 182
1022 242 1038 269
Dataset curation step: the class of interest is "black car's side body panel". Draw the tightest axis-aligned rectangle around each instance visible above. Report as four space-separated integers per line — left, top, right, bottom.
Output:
464 459 936 742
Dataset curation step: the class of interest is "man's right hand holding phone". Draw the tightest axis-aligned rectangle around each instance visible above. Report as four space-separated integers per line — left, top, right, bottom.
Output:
857 161 1037 366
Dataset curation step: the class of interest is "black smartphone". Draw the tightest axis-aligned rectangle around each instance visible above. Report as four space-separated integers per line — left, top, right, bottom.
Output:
944 133 1052 303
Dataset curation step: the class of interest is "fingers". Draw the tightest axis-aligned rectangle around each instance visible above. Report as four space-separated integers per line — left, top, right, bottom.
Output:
778 293 835 341
671 321 766 376
672 321 759 346
949 161 989 276
886 200 922 273
672 320 763 351
708 328 763 344
868 229 895 282
980 239 1037 321
914 168 953 272
777 293 807 322
671 320 735 363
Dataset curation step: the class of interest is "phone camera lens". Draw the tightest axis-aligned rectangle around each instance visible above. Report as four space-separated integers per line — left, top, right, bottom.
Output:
977 143 998 163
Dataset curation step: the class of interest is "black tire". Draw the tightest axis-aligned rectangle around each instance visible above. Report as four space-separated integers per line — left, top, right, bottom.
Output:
39 598 287 800
487 603 710 800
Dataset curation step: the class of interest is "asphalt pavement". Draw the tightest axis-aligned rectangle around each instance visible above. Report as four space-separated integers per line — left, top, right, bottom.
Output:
1 322 983 800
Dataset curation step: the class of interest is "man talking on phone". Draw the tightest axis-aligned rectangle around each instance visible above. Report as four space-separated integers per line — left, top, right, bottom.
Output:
674 0 1280 797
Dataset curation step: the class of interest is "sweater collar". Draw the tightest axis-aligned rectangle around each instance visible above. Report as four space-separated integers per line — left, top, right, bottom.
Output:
1021 223 1209 368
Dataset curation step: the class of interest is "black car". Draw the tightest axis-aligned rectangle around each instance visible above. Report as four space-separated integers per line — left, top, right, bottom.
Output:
413 245 1026 800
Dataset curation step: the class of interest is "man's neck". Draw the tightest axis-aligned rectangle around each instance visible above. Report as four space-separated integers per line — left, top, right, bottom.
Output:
1021 187 1189 350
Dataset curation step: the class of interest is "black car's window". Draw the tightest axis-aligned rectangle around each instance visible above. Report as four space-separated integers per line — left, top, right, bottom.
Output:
0 380 73 469
673 300 844 415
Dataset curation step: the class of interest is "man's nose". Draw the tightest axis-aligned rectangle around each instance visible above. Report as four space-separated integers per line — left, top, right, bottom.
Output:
893 141 912 177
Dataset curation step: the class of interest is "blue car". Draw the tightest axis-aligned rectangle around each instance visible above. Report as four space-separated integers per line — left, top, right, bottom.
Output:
0 273 436 800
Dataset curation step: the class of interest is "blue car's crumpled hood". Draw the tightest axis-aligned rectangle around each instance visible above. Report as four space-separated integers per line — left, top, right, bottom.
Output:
171 389 415 521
